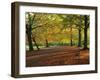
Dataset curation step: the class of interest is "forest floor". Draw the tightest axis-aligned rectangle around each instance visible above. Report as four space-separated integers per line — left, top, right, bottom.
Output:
26 46 89 67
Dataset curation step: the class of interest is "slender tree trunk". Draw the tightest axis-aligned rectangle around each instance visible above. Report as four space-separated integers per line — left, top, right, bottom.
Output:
70 27 73 46
78 29 81 47
84 15 88 49
45 39 49 47
84 28 88 49
33 37 40 50
78 15 82 47
26 24 33 51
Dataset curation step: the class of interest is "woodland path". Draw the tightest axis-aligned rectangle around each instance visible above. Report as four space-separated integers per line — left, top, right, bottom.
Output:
26 46 89 67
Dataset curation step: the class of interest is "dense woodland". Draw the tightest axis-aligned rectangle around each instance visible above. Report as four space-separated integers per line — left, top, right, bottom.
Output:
25 12 90 51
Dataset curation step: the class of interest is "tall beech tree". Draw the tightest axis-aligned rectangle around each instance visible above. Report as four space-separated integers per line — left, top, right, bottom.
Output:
78 15 82 47
83 15 89 49
74 15 83 47
26 13 35 51
26 13 40 51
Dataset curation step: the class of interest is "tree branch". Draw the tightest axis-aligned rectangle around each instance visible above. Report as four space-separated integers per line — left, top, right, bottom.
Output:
32 23 47 30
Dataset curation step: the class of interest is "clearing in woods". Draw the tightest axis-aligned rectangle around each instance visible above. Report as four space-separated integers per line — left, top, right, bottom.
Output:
26 46 89 67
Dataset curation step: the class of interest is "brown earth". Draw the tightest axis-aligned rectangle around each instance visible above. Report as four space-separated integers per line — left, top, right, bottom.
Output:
26 46 89 67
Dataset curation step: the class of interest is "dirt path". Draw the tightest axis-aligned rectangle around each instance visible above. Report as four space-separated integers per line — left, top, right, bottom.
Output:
26 46 89 67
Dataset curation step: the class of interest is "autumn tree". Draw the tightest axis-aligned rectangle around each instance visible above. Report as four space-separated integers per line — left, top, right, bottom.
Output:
26 13 41 51
26 13 35 51
73 15 83 47
83 15 89 49
60 14 79 46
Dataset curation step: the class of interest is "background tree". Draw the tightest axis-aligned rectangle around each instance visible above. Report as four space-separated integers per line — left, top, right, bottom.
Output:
60 14 79 46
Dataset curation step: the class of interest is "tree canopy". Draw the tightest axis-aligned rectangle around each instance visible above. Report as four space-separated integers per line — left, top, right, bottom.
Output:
25 12 90 51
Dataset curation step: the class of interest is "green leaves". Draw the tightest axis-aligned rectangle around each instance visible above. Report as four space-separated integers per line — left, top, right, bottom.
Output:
26 12 90 50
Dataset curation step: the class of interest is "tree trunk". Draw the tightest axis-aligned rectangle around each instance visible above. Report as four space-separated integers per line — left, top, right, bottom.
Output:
78 29 81 47
78 15 82 47
70 27 73 46
84 15 88 49
33 37 40 50
26 24 33 51
45 39 49 47
26 14 36 51
84 28 88 49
